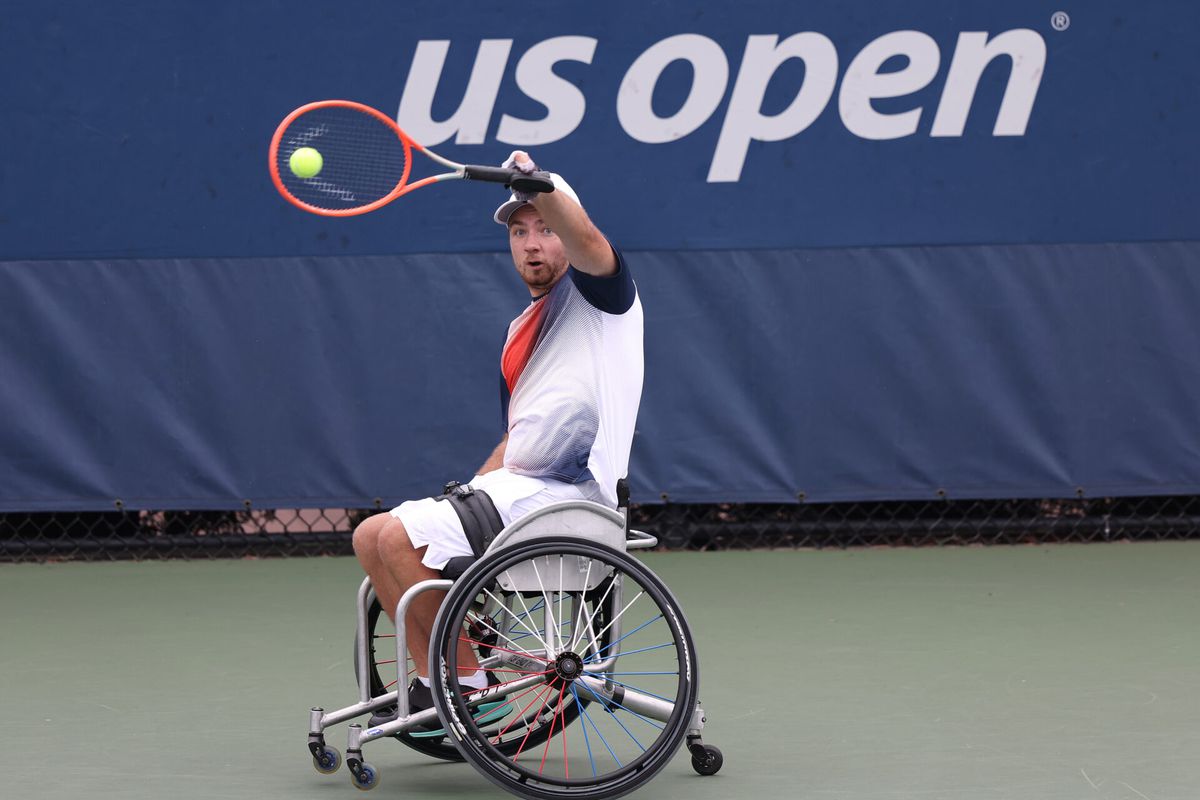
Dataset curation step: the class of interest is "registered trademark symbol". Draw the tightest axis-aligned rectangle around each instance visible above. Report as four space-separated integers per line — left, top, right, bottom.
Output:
1051 11 1070 31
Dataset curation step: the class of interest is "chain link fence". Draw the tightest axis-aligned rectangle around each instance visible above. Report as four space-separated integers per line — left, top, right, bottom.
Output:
3 495 1198 562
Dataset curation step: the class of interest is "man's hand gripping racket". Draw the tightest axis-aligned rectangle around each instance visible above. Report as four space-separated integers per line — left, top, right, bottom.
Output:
268 101 555 217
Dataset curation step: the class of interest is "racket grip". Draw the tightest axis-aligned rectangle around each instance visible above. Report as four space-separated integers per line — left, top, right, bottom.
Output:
463 166 556 193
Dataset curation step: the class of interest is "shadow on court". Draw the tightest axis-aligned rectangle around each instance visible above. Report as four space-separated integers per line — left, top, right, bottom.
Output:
2 542 1199 800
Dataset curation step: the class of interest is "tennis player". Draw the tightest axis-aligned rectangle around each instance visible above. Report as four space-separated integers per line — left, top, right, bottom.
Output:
352 151 644 724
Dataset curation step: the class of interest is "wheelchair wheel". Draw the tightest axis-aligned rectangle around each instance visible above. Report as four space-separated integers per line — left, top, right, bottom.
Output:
430 537 699 800
358 592 594 762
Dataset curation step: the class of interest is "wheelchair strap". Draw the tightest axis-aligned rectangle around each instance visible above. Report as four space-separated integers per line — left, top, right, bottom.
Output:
436 481 504 557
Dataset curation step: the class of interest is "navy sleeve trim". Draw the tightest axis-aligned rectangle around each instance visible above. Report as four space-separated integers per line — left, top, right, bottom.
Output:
568 246 636 315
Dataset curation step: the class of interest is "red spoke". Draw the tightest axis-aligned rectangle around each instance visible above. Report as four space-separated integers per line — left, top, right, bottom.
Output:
374 659 396 666
499 683 557 750
491 683 548 743
384 679 397 690
539 687 568 775
560 688 569 778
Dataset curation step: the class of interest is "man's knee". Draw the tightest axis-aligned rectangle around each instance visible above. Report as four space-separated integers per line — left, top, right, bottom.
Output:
352 512 392 559
376 516 418 560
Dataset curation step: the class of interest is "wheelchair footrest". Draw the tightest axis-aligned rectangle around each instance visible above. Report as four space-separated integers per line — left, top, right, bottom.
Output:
407 700 512 739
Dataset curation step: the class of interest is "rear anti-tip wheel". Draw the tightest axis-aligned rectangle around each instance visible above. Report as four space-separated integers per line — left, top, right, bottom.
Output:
690 744 723 776
311 744 342 774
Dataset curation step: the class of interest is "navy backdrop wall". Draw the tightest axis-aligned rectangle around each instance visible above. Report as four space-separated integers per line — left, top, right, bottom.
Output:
1 1 1197 510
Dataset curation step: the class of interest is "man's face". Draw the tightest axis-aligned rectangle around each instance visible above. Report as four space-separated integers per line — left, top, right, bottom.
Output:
507 205 569 295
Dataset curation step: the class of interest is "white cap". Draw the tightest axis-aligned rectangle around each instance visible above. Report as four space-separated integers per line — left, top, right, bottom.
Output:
493 173 581 225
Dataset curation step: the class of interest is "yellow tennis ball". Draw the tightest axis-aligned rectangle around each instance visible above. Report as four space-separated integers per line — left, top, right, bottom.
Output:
289 147 323 179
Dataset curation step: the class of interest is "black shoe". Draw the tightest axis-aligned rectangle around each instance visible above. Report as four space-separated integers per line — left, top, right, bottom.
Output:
365 679 433 729
368 674 501 731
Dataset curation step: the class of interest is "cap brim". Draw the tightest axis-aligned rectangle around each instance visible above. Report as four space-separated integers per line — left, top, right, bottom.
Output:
493 198 529 225
493 173 581 225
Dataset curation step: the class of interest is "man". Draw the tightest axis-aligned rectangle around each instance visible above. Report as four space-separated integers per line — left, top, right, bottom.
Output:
352 151 644 723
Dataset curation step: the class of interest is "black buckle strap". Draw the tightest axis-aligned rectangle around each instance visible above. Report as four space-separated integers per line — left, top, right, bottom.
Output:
436 481 503 557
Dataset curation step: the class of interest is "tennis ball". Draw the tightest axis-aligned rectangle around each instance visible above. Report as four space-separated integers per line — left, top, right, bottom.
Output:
289 147 323 179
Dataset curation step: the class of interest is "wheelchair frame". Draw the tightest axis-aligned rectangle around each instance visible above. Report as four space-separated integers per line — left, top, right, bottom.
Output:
306 498 722 797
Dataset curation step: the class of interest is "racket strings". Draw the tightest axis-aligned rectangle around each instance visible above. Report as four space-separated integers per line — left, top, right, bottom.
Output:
274 106 410 211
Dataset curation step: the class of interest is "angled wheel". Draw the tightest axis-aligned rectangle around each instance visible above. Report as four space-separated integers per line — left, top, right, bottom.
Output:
430 537 699 800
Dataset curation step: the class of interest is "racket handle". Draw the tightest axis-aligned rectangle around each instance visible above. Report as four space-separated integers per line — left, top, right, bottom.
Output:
462 165 556 194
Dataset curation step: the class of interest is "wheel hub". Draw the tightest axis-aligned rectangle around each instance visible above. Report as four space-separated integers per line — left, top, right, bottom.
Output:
552 651 585 685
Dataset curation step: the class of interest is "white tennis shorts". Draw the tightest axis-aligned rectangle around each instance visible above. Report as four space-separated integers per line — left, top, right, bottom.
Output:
390 468 603 570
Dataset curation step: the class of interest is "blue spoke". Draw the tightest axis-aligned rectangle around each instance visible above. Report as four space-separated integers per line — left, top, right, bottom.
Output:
584 615 663 661
575 680 662 736
508 618 572 643
571 684 598 777
588 641 675 660
576 686 622 767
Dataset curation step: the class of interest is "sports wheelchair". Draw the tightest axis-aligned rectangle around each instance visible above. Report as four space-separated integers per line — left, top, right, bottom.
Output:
306 482 722 799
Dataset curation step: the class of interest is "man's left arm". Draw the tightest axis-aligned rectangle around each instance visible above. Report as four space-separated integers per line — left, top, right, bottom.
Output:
511 152 617 277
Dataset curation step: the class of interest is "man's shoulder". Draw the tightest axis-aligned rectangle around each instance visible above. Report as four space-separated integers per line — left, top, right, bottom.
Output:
566 247 636 315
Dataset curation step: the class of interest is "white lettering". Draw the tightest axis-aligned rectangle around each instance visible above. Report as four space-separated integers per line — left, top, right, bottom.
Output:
497 36 597 145
708 33 838 183
931 30 1046 137
616 34 729 143
397 40 512 146
839 31 940 140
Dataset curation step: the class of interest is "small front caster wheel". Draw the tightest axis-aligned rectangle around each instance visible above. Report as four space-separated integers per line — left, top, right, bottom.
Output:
351 762 380 791
691 744 723 776
312 744 342 774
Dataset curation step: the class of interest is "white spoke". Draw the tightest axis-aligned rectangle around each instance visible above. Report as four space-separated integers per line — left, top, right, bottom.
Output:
568 558 595 651
466 609 542 657
532 557 562 653
488 580 550 655
592 590 646 648
574 571 618 657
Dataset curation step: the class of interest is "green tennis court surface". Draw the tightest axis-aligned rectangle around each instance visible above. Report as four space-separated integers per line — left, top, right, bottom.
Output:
3 542 1199 799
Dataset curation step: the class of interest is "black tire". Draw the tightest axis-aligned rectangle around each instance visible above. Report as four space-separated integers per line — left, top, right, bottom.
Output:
430 537 699 800
357 592 592 762
690 744 723 775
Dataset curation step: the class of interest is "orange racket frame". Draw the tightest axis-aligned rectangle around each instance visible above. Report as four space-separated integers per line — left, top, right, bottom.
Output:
269 100 552 217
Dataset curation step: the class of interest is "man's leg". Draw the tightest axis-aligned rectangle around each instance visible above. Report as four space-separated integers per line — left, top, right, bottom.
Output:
352 513 480 679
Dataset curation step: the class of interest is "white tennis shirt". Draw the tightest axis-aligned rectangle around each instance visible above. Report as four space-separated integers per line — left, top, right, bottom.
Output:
499 249 643 509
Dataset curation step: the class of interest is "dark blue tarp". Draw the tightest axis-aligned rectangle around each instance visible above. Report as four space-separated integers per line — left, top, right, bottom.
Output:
1 1 1198 510
3 242 1198 510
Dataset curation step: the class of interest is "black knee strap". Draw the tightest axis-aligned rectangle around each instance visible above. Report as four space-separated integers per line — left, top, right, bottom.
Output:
436 481 504 579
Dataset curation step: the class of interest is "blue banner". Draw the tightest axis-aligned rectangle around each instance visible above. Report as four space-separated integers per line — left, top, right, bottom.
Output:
2 1 1197 259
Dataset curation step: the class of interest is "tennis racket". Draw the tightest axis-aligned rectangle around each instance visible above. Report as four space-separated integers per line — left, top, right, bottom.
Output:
268 100 554 217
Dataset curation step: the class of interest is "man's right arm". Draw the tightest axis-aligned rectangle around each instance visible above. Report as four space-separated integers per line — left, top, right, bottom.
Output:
478 434 507 475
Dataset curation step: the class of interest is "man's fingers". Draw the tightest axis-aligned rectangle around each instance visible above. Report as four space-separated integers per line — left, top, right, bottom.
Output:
502 150 537 174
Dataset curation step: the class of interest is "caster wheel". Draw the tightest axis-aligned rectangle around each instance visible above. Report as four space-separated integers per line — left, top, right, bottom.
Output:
351 762 380 791
691 744 723 776
312 744 341 775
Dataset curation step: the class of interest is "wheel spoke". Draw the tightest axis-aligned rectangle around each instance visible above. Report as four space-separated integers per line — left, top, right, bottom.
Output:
571 572 617 654
584 614 663 662
509 683 559 759
576 685 623 768
466 610 545 656
531 558 562 653
590 590 647 649
575 680 664 734
571 684 599 777
488 584 552 655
